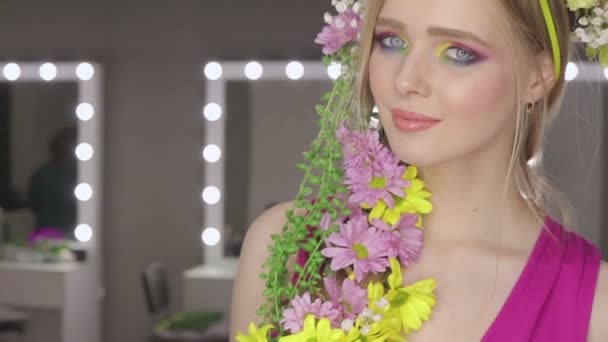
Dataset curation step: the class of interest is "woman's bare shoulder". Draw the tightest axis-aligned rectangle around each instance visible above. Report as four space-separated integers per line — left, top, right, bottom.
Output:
229 200 302 340
589 259 608 341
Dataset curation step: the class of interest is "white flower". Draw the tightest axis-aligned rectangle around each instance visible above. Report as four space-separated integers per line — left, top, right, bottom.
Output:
353 2 362 13
360 324 371 335
579 17 589 26
372 314 382 322
591 17 603 26
350 19 358 29
361 308 374 318
375 297 389 309
335 18 345 28
575 27 586 36
340 319 354 332
593 7 605 16
336 2 348 13
324 12 333 24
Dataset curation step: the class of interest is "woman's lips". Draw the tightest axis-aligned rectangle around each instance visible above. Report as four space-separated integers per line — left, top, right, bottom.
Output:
391 109 441 132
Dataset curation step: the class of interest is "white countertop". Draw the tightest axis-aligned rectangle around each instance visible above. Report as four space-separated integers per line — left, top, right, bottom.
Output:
184 259 239 280
0 260 82 272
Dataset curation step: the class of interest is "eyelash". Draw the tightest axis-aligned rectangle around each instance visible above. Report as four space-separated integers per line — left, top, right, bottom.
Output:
373 32 480 66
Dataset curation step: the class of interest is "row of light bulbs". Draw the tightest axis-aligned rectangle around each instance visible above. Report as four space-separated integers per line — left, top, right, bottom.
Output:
204 60 343 81
203 60 608 82
1 62 95 81
1 62 98 242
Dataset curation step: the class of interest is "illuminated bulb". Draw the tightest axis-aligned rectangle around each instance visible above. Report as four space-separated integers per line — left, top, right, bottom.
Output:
564 62 578 81
75 143 94 161
75 224 93 242
76 103 95 121
39 63 58 81
203 144 222 163
245 61 263 80
3 63 21 81
204 62 223 80
285 61 304 80
327 62 342 80
202 227 221 246
203 103 222 121
76 62 95 80
75 183 93 201
202 186 221 204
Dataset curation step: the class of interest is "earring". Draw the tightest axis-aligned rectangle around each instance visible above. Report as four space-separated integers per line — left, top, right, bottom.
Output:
368 112 382 131
525 101 536 114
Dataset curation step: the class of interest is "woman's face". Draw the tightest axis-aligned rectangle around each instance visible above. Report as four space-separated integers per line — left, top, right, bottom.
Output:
369 0 528 167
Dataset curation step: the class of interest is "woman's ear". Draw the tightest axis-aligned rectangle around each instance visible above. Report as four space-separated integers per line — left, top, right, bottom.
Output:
526 52 557 103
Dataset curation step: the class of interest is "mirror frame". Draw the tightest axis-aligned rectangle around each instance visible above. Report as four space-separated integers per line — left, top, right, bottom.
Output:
0 61 103 341
201 60 342 266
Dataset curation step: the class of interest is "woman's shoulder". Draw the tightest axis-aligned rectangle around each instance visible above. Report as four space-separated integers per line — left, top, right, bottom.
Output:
230 200 302 340
547 217 607 341
589 260 608 341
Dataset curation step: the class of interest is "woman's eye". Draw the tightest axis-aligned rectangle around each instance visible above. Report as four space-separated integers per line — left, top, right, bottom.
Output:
444 46 476 64
375 34 408 50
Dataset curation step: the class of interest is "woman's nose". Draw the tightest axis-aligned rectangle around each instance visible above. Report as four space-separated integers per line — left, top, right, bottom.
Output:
393 50 431 98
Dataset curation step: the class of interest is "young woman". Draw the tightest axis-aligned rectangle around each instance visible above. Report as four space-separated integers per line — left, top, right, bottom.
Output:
231 0 608 340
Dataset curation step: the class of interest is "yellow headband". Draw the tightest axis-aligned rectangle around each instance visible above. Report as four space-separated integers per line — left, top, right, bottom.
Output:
540 0 561 78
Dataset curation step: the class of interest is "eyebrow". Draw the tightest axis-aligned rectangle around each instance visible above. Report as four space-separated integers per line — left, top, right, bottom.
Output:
376 17 491 49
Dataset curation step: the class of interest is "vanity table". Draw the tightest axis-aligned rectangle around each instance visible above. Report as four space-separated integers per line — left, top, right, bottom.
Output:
0 261 100 342
182 259 238 313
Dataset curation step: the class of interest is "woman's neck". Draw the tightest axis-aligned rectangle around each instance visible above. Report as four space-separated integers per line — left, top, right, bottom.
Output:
417 151 541 250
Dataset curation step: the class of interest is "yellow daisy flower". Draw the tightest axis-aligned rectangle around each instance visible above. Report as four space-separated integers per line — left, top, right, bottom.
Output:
398 278 438 334
236 322 274 342
383 258 437 335
279 315 345 342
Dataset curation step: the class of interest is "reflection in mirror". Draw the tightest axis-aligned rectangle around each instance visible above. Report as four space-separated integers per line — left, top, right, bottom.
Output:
0 82 82 263
223 80 332 257
0 83 78 242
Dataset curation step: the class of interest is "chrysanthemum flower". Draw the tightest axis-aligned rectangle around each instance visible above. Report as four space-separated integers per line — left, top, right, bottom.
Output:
335 124 381 170
324 277 368 320
278 315 346 342
321 210 390 282
315 9 363 55
236 322 274 342
345 153 409 209
280 292 341 333
373 213 423 266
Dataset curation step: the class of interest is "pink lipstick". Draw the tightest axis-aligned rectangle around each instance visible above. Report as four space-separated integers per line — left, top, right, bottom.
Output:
391 109 441 132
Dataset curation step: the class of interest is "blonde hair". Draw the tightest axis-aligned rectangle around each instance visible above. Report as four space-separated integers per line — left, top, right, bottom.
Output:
350 0 578 232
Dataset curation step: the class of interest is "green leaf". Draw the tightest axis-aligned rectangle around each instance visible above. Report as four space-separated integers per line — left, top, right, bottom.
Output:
599 46 608 67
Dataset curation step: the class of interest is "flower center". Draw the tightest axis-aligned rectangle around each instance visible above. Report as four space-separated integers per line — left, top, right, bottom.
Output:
353 243 369 259
369 176 386 189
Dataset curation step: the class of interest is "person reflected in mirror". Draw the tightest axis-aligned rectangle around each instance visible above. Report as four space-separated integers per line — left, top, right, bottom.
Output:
26 124 77 237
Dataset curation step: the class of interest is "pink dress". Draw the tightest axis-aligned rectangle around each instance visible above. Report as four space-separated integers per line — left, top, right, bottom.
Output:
481 215 601 341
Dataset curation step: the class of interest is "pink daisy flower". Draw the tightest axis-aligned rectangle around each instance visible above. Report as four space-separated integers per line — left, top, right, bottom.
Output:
336 125 383 170
373 214 423 266
345 154 410 208
324 277 368 320
321 210 390 282
314 10 362 55
280 292 341 333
